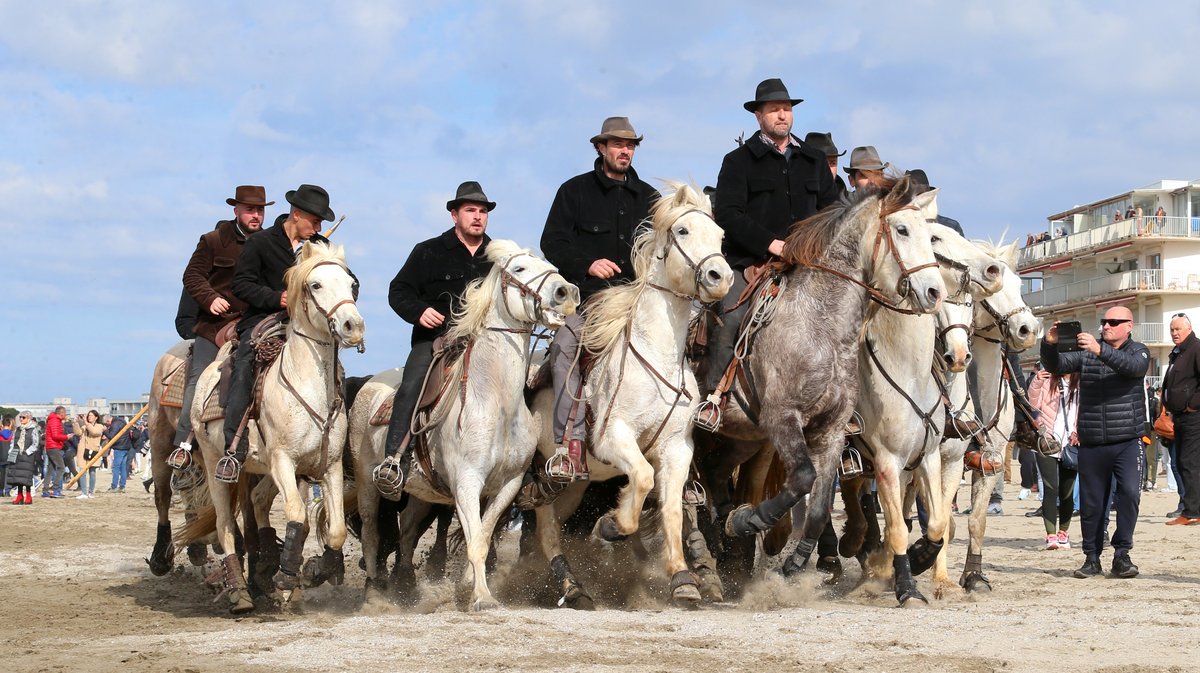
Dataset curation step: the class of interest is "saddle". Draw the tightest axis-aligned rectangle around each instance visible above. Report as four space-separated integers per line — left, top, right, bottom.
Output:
198 313 289 423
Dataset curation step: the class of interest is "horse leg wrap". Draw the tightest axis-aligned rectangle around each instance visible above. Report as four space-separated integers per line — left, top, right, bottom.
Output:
725 494 791 538
781 537 817 577
222 553 246 590
550 555 593 610
892 554 928 606
252 527 280 595
146 522 173 576
959 552 992 592
669 570 701 606
274 521 305 591
906 536 944 576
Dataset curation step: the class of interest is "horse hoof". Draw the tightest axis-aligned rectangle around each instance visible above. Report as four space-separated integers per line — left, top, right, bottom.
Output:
816 556 844 585
696 569 725 603
186 544 209 567
592 514 628 542
896 585 928 607
274 570 302 593
672 583 702 607
961 572 992 593
471 597 501 612
229 589 256 615
559 587 595 611
838 535 863 559
145 556 172 577
723 504 762 538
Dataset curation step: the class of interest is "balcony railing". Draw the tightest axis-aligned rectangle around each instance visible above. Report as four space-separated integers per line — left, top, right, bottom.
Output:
1019 216 1200 268
1132 322 1164 344
1022 269 1162 308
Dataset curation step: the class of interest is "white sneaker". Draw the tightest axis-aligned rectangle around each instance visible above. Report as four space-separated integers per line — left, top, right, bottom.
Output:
76 493 89 500
1018 488 1031 500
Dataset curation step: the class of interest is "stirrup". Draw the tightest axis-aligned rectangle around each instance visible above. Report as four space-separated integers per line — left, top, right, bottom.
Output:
692 394 723 432
167 443 192 471
372 455 406 500
964 448 1004 476
844 411 864 436
545 443 587 483
515 471 567 510
839 444 864 479
213 455 242 484
683 480 707 507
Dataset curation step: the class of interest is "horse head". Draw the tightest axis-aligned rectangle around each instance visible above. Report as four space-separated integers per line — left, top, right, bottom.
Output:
287 241 366 350
867 179 946 314
480 240 578 331
973 241 1039 351
930 222 1004 298
936 287 974 373
643 182 733 303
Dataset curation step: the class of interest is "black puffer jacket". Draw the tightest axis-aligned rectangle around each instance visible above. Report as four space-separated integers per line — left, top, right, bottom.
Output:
1040 337 1150 445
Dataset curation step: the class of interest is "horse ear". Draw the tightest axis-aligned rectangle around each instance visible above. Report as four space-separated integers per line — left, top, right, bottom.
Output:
912 187 940 220
299 242 315 260
673 185 691 207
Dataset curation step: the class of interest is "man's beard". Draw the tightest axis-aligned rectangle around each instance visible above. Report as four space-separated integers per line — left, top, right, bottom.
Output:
763 124 791 142
604 156 630 175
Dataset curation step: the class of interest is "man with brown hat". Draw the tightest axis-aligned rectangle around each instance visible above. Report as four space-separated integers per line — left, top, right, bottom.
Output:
373 182 497 496
170 186 272 463
535 117 657 487
844 146 890 192
700 78 838 424
216 184 336 483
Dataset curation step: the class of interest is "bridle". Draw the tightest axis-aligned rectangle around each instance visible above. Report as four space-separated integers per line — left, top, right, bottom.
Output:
975 296 1033 346
650 209 725 302
498 253 559 329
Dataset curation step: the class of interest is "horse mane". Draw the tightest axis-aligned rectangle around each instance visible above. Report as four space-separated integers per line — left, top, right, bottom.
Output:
780 176 918 267
446 239 527 341
285 240 349 322
581 181 708 357
970 238 1019 268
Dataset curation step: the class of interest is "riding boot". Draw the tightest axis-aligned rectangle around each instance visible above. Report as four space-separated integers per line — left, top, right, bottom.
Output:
546 439 589 483
217 332 256 484
374 342 434 498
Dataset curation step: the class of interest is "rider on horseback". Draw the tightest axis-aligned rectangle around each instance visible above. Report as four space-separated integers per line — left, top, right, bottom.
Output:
214 184 336 483
170 185 270 467
372 182 496 497
537 117 657 486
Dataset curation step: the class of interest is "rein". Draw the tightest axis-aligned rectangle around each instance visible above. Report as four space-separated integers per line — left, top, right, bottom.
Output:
864 336 944 467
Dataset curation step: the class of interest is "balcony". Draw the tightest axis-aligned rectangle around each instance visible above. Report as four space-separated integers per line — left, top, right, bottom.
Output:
1019 216 1200 269
1132 322 1165 345
1022 269 1162 309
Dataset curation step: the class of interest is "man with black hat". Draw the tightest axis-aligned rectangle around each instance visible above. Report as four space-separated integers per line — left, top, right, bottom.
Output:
215 184 335 482
537 116 657 485
906 169 963 235
373 182 496 496
699 78 838 425
803 131 848 196
171 186 272 463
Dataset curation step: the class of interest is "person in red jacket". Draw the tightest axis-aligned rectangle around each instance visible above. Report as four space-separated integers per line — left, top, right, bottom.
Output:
42 406 70 498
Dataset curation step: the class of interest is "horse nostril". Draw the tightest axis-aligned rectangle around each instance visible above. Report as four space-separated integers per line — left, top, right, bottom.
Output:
554 286 568 302
343 320 353 333
943 353 955 366
986 264 1001 279
964 353 972 365
706 269 723 285
926 287 942 304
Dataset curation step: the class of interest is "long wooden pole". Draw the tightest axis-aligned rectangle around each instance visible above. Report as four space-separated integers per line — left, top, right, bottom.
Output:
66 403 149 489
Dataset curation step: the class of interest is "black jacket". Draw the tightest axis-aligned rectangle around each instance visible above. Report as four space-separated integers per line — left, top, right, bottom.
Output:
389 229 493 346
714 132 840 269
1040 337 1150 445
1163 331 1200 414
174 288 198 340
541 159 656 300
232 215 330 333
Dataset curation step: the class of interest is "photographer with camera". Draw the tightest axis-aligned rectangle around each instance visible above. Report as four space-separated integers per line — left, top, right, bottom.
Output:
1041 306 1149 579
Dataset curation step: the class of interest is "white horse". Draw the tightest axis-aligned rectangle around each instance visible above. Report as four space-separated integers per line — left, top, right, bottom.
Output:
957 242 1038 591
527 183 733 608
839 204 1006 606
179 241 365 613
352 240 578 612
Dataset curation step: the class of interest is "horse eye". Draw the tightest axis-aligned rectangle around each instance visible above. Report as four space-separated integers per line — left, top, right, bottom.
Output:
513 266 525 274
896 225 909 236
311 282 322 290
931 235 941 243
677 227 689 236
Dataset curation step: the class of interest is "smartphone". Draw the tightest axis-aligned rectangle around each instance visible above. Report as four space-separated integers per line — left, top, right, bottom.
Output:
1056 321 1083 352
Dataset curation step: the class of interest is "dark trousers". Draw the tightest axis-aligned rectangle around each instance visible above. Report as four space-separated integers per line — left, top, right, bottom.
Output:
1174 411 1200 518
1077 438 1142 557
384 341 435 457
223 328 259 452
703 272 749 393
175 336 219 446
549 313 586 444
1018 448 1038 489
1035 452 1078 534
1168 439 1185 510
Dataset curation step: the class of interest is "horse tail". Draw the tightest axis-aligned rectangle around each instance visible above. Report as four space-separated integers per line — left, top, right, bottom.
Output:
172 478 244 549
312 482 359 547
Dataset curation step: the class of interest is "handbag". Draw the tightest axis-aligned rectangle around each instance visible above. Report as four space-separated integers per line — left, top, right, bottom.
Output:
1153 407 1175 441
1060 443 1079 470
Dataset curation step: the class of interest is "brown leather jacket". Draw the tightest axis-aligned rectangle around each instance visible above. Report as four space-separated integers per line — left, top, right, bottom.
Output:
182 220 250 343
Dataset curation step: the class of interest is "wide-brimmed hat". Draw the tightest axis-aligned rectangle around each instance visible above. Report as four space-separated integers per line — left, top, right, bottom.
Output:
446 181 496 212
906 169 934 191
803 132 844 157
589 117 643 145
743 78 803 112
844 146 889 173
285 184 335 222
226 185 274 207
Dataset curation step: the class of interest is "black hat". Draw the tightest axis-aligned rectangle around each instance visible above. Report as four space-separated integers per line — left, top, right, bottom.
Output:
906 169 935 192
803 132 844 157
743 78 803 112
285 184 335 222
446 181 496 212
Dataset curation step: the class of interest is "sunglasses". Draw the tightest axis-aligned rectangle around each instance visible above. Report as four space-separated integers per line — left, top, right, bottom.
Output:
1100 319 1131 327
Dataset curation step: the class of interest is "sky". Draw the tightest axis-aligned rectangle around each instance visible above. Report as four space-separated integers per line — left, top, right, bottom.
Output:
2 0 1198 404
